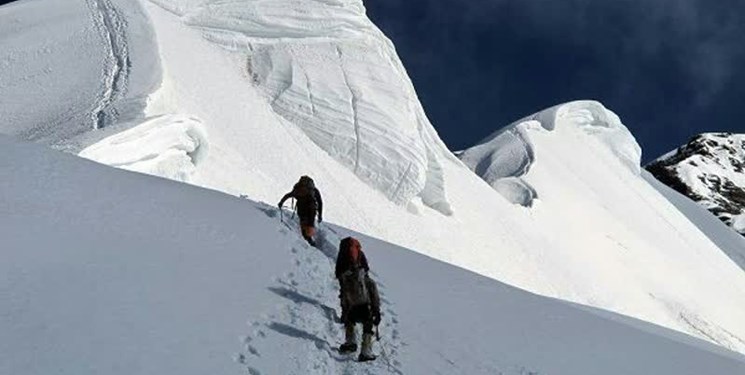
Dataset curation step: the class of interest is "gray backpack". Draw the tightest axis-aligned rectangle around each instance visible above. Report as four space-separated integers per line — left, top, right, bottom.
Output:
340 267 370 309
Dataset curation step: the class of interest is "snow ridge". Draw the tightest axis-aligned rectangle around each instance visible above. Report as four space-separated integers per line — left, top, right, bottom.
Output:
460 100 641 205
86 0 131 129
0 0 160 150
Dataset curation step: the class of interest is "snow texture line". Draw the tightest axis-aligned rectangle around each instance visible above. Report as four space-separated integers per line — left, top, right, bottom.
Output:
86 0 130 129
303 69 318 116
336 46 361 172
390 161 413 202
508 127 536 178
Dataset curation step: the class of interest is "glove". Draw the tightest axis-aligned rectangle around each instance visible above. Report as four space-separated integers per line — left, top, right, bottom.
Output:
373 311 381 326
318 215 323 223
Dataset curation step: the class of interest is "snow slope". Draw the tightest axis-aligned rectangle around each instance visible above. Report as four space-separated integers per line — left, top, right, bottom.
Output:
644 170 745 272
456 100 745 352
0 0 161 149
4 135 745 374
3 0 745 357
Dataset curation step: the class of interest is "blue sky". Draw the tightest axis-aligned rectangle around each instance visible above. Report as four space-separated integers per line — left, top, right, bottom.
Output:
365 0 745 162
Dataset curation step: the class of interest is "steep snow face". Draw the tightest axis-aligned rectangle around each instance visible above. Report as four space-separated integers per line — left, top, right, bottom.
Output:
4 136 745 375
149 0 453 213
459 101 641 206
647 133 745 236
0 0 161 149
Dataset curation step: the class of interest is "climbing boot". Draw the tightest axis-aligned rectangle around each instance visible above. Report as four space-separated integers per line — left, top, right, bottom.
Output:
358 332 376 362
339 324 357 353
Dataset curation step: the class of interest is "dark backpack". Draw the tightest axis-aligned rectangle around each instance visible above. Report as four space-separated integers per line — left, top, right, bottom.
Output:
293 176 317 214
340 267 370 309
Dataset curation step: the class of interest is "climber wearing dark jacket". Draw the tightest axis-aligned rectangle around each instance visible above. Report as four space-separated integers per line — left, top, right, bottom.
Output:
335 239 369 280
336 237 380 361
278 176 323 246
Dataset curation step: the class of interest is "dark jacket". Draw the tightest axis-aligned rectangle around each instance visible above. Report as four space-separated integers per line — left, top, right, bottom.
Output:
279 187 323 219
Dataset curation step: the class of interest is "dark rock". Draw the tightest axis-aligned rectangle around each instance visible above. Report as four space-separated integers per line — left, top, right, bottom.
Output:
646 133 745 236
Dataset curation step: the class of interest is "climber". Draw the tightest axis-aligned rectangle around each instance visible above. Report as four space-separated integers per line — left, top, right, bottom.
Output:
336 237 380 362
278 175 323 247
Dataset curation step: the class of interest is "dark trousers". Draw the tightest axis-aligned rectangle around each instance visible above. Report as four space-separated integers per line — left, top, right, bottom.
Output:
343 304 373 334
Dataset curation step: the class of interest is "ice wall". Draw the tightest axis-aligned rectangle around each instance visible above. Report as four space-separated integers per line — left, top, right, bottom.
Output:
152 0 454 213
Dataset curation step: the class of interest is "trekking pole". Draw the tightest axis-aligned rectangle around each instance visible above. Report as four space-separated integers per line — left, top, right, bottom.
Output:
279 205 284 225
376 325 380 341
291 198 296 220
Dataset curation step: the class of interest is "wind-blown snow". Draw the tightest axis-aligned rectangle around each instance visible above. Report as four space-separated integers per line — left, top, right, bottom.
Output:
459 101 641 206
80 114 208 182
459 121 538 206
3 135 745 374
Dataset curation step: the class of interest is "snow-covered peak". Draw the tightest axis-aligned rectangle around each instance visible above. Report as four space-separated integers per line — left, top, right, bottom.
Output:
647 132 745 235
459 100 641 206
146 0 454 214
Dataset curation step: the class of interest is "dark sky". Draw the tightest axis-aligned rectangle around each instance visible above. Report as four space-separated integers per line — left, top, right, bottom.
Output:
364 0 745 162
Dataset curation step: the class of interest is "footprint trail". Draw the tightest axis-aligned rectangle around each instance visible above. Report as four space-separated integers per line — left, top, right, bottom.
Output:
238 207 404 374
